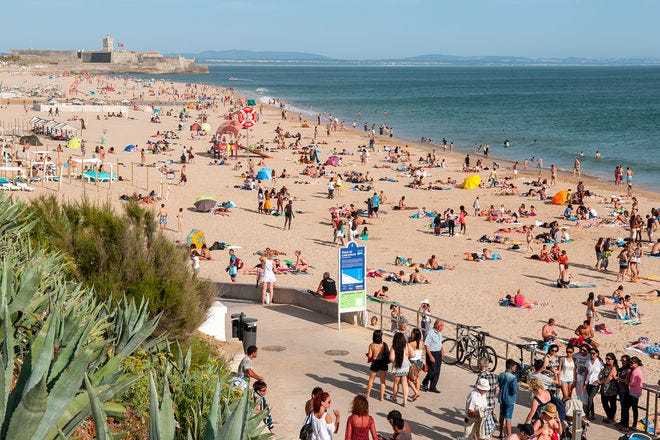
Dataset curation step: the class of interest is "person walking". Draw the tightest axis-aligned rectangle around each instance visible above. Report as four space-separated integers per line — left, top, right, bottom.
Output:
344 395 378 440
308 391 340 440
583 347 603 420
284 200 294 230
365 330 389 401
497 359 519 438
475 358 499 419
621 356 644 431
599 352 619 424
260 254 276 305
465 378 495 440
407 328 425 402
389 332 411 406
421 320 443 393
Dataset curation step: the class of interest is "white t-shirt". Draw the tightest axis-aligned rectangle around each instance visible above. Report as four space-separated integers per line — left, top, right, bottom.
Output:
586 358 604 385
466 390 488 414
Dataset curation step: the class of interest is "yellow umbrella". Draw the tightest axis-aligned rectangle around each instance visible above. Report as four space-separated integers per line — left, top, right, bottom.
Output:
67 137 81 149
201 122 211 132
186 229 206 249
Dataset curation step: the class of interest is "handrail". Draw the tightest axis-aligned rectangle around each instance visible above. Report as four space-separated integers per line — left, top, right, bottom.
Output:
365 295 658 436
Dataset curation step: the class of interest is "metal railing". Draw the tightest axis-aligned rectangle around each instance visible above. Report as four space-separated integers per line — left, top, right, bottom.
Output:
365 296 659 437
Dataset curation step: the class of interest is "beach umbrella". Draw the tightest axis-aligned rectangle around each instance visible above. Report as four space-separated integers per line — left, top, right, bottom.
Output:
256 167 272 181
190 122 201 131
552 190 569 205
200 122 211 133
186 229 206 249
19 134 42 146
194 196 218 212
462 175 481 189
67 137 81 149
124 144 137 152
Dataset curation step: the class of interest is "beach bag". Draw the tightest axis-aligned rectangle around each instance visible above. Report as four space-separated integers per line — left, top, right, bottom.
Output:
299 414 314 440
564 397 584 417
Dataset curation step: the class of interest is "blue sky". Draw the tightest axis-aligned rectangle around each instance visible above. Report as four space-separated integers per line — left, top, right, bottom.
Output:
3 0 659 59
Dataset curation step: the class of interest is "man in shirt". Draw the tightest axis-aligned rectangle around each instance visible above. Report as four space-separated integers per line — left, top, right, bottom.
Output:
475 358 499 413
497 359 519 438
238 345 263 384
421 319 443 393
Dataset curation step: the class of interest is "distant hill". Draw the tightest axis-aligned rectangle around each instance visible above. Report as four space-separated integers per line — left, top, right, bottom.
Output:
402 54 660 66
172 50 333 62
168 50 660 66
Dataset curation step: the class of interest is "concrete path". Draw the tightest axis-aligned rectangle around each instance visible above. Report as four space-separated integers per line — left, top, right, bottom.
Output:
223 298 624 440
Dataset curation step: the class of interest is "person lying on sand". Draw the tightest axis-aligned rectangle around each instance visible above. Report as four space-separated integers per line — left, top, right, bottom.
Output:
256 247 286 256
408 268 430 284
596 285 624 305
372 285 390 300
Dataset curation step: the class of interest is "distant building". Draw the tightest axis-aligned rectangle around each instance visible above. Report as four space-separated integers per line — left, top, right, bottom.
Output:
10 35 206 73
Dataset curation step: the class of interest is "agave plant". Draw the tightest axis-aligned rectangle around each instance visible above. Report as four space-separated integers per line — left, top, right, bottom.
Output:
0 194 162 439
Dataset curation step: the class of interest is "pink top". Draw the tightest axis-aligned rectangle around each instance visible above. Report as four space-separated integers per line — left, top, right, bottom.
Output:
629 367 644 397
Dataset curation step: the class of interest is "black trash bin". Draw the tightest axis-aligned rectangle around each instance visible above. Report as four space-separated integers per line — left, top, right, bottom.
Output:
231 312 246 340
242 318 258 353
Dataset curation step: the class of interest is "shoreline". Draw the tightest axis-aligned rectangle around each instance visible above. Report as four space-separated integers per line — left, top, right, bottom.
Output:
211 81 660 196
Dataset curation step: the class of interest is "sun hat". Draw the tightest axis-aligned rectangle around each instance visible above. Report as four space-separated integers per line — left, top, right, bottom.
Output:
476 378 490 391
420 299 430 305
542 403 558 417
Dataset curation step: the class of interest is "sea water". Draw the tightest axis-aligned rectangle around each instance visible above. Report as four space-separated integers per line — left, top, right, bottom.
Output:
157 64 660 189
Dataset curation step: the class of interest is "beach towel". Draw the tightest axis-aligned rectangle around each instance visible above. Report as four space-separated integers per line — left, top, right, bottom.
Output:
567 283 597 288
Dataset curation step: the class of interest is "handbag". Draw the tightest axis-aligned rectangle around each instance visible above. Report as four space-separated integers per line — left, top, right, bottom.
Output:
299 414 313 440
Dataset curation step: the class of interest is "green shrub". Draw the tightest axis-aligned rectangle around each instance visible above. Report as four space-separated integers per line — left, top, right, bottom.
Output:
24 196 215 339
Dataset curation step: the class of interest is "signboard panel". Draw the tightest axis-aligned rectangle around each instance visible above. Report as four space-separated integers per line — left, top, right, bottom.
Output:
338 241 367 329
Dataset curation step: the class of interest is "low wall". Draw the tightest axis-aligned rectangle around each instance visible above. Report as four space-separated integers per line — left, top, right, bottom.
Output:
215 282 360 325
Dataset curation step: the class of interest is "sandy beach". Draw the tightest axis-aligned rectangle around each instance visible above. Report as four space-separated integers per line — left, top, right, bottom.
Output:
1 67 659 391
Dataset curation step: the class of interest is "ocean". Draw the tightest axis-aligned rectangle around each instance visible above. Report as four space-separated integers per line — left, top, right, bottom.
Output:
156 64 660 189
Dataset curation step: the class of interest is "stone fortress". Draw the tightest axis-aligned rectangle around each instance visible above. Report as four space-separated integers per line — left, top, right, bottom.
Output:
9 35 207 74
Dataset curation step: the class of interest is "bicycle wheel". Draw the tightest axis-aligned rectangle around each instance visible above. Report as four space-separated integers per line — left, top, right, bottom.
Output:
469 346 498 373
441 338 462 365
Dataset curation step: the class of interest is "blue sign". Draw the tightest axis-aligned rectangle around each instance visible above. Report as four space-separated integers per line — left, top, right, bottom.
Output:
339 242 365 293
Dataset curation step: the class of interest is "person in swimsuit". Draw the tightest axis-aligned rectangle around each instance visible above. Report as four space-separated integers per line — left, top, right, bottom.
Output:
158 204 168 231
366 330 389 401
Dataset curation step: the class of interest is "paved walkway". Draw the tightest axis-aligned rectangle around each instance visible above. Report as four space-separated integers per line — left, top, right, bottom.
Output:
223 298 623 440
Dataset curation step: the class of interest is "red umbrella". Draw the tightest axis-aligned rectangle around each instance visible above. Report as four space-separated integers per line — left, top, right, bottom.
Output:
190 122 201 131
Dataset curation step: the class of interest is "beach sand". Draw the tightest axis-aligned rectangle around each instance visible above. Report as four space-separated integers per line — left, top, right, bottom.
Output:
1 69 658 385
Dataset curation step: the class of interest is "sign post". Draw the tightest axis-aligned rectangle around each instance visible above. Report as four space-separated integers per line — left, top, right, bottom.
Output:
338 241 367 331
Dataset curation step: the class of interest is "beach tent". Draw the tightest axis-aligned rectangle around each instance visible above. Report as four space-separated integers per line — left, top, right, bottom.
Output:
552 190 569 205
256 167 272 181
124 144 137 152
462 174 481 189
190 122 201 131
217 122 240 137
19 135 42 146
324 155 341 167
200 123 211 133
194 196 218 212
67 137 81 149
186 229 206 249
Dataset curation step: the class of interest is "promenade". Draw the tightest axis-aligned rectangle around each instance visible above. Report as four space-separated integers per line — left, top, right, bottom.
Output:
222 298 623 439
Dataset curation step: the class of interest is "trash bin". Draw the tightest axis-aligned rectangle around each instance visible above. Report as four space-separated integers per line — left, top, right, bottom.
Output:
242 318 258 353
231 312 245 340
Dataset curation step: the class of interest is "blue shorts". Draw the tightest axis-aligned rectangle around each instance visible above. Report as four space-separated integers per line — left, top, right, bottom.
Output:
500 402 514 420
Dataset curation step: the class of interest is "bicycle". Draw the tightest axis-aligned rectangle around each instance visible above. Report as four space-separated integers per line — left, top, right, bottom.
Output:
442 324 498 372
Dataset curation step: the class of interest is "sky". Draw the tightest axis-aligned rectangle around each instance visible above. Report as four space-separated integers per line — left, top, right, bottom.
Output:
3 0 660 59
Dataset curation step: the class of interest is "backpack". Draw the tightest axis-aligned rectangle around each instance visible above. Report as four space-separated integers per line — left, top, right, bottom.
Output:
234 257 244 269
299 414 314 440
